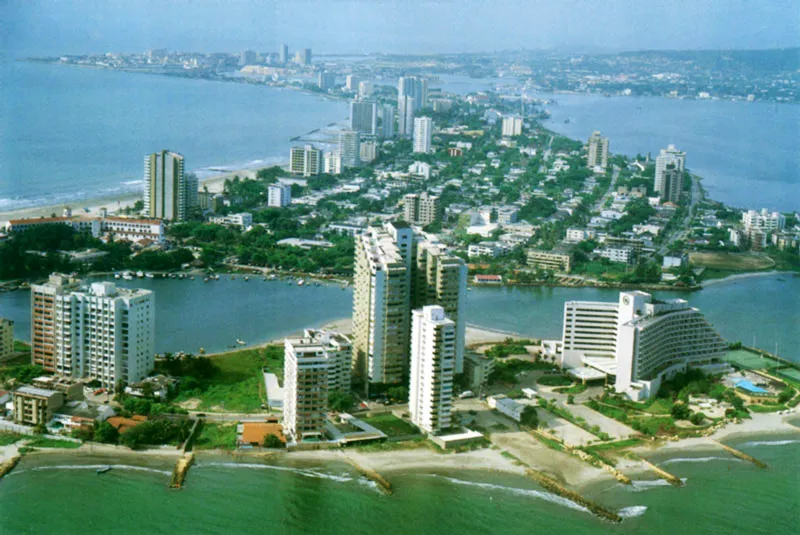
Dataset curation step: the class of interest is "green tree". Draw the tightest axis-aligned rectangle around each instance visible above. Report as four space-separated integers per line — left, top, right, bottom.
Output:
94 421 120 444
778 387 795 404
387 386 408 402
670 402 691 420
263 434 284 448
328 390 354 412
520 405 539 428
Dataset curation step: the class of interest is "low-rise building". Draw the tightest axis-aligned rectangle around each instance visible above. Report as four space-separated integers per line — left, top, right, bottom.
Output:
463 352 495 390
208 212 253 229
487 394 523 422
31 375 84 401
526 249 573 273
13 386 64 425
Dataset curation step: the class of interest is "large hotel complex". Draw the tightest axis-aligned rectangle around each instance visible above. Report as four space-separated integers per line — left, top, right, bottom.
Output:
561 291 728 400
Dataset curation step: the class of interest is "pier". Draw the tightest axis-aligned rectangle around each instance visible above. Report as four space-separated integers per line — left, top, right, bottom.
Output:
169 452 195 489
626 453 684 486
711 440 768 468
524 468 621 523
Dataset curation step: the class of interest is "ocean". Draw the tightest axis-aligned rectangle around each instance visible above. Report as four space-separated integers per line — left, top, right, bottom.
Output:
1 436 797 534
0 60 348 212
0 273 797 362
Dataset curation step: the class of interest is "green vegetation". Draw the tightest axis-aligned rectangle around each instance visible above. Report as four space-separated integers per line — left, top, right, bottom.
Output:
119 419 193 450
329 390 355 412
353 436 429 452
360 413 419 438
193 423 237 450
0 432 25 446
489 358 555 385
584 438 643 452
484 338 537 359
165 346 283 412
554 383 588 394
748 404 786 413
520 405 539 428
537 375 573 387
27 437 81 449
529 431 565 452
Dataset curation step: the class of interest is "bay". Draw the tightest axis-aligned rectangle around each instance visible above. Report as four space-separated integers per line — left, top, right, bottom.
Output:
0 60 348 211
1 273 797 362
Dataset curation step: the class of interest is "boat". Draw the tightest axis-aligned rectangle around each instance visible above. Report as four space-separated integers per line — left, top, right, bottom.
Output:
244 276 249 281
145 273 154 279
190 276 195 280
136 271 144 278
204 278 209 283
122 271 134 281
114 273 121 279
236 339 246 346
96 466 112 474
297 279 305 286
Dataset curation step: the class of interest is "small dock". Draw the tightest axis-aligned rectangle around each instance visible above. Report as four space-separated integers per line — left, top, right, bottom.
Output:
524 468 621 523
169 453 195 489
711 440 768 469
344 458 393 495
0 455 21 480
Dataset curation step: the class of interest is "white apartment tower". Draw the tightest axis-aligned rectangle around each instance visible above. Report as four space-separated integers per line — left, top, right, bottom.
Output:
283 337 330 442
413 117 433 154
403 192 440 226
398 96 416 137
409 306 456 434
350 100 377 135
268 184 292 207
52 282 154 389
345 74 359 91
358 81 374 100
285 329 352 395
587 131 609 170
502 115 523 137
337 129 361 168
31 273 80 372
289 145 322 176
398 76 428 111
381 104 395 138
654 144 686 195
144 150 197 221
742 209 786 234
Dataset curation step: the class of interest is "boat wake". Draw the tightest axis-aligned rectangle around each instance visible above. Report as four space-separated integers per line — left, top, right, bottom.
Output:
22 464 171 476
430 475 590 514
618 505 648 518
197 461 353 482
662 456 741 465
740 439 800 448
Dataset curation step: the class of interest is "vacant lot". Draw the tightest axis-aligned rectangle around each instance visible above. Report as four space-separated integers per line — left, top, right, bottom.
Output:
690 251 775 272
361 413 419 437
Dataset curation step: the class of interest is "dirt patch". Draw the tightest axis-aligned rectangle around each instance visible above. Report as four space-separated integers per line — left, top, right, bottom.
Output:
689 251 775 271
177 398 202 410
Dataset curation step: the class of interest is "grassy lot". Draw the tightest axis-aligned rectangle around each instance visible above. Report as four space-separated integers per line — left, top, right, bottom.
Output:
537 375 573 387
361 413 419 437
748 404 786 413
554 383 588 394
27 437 81 449
584 438 643 452
724 349 783 371
193 423 238 450
690 251 775 272
0 432 25 446
171 345 283 413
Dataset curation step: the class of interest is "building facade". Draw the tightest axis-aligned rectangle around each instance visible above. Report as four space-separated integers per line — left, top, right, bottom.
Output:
381 103 395 138
397 95 416 137
283 338 330 442
0 318 13 361
654 144 686 195
413 117 433 154
409 306 455 434
658 163 682 204
289 145 322 176
403 192 440 226
526 249 573 273
13 386 64 425
350 100 377 135
501 115 523 137
587 131 609 170
144 150 197 221
31 274 79 372
337 129 361 168
267 184 292 208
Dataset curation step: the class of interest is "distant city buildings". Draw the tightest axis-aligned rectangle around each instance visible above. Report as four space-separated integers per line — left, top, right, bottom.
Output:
289 145 322 176
742 209 785 234
279 44 288 64
397 95 416 137
413 117 433 153
359 139 377 163
337 129 361 168
381 103 395 138
409 305 455 434
654 144 686 195
350 100 377 135
501 115 523 137
143 150 197 221
587 131 609 170
561 291 728 400
358 81 373 100
0 317 13 361
403 192 440 226
318 71 336 91
268 184 292 208
345 74 359 92
658 164 683 204
294 48 312 65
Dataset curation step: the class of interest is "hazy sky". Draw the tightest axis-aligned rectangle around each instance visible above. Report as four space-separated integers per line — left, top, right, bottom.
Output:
4 0 799 56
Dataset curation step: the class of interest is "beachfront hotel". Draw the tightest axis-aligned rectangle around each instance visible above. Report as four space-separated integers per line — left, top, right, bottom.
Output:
143 150 197 221
282 335 333 442
409 305 456 434
352 223 467 387
561 291 728 400
32 275 154 388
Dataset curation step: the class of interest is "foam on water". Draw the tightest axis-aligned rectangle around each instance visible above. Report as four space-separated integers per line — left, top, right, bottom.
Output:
662 456 742 465
740 439 800 448
22 464 171 476
431 475 590 514
196 461 352 482
626 478 688 492
618 505 648 519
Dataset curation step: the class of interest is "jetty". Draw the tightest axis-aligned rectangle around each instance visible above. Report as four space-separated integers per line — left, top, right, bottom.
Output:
524 468 621 523
627 453 683 486
344 458 393 495
0 455 21 480
711 440 768 469
169 452 195 489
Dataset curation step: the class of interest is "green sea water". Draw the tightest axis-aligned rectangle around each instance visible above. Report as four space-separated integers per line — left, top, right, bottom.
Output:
1 436 798 535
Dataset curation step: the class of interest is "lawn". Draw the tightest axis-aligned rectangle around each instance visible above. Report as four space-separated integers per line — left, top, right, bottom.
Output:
193 423 237 450
537 375 573 387
584 438 643 452
0 432 25 446
554 383 588 394
724 349 783 371
690 251 775 272
361 413 420 437
748 404 786 413
171 345 283 412
27 437 81 449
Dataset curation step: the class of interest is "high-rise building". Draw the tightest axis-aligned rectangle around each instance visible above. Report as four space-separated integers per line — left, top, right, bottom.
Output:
561 291 727 400
31 273 79 372
240 49 256 66
587 131 609 170
285 329 352 395
413 117 433 153
654 144 686 194
318 71 336 91
358 81 373 100
267 184 292 207
381 104 395 138
352 223 466 386
409 305 456 434
0 318 13 361
289 145 322 176
144 150 197 221
283 335 331 442
337 129 361 168
742 209 786 234
359 139 377 163
297 48 312 65
350 100 377 135
323 151 342 175
345 74 359 91
279 44 288 64
412 242 467 373
501 115 523 137
352 222 414 385
398 96 416 137
398 76 428 111
659 164 683 204
403 192 440 226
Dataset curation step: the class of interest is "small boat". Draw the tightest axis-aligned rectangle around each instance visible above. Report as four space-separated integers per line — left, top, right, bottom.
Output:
236 339 246 346
204 278 209 283
114 273 121 279
244 276 249 281
297 279 305 286
145 273 154 279
190 276 195 280
96 466 112 474
136 271 145 278
122 272 134 281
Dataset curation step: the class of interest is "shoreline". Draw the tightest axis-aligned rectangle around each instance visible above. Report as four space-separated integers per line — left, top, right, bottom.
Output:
699 270 797 288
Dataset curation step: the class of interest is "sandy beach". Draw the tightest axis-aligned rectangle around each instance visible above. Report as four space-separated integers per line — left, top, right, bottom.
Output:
701 270 797 288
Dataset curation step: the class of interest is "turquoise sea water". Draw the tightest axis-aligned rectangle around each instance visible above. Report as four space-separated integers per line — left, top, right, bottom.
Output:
0 273 797 361
1 436 797 535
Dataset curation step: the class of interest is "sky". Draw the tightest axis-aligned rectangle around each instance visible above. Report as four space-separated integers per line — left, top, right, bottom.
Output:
3 0 799 57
